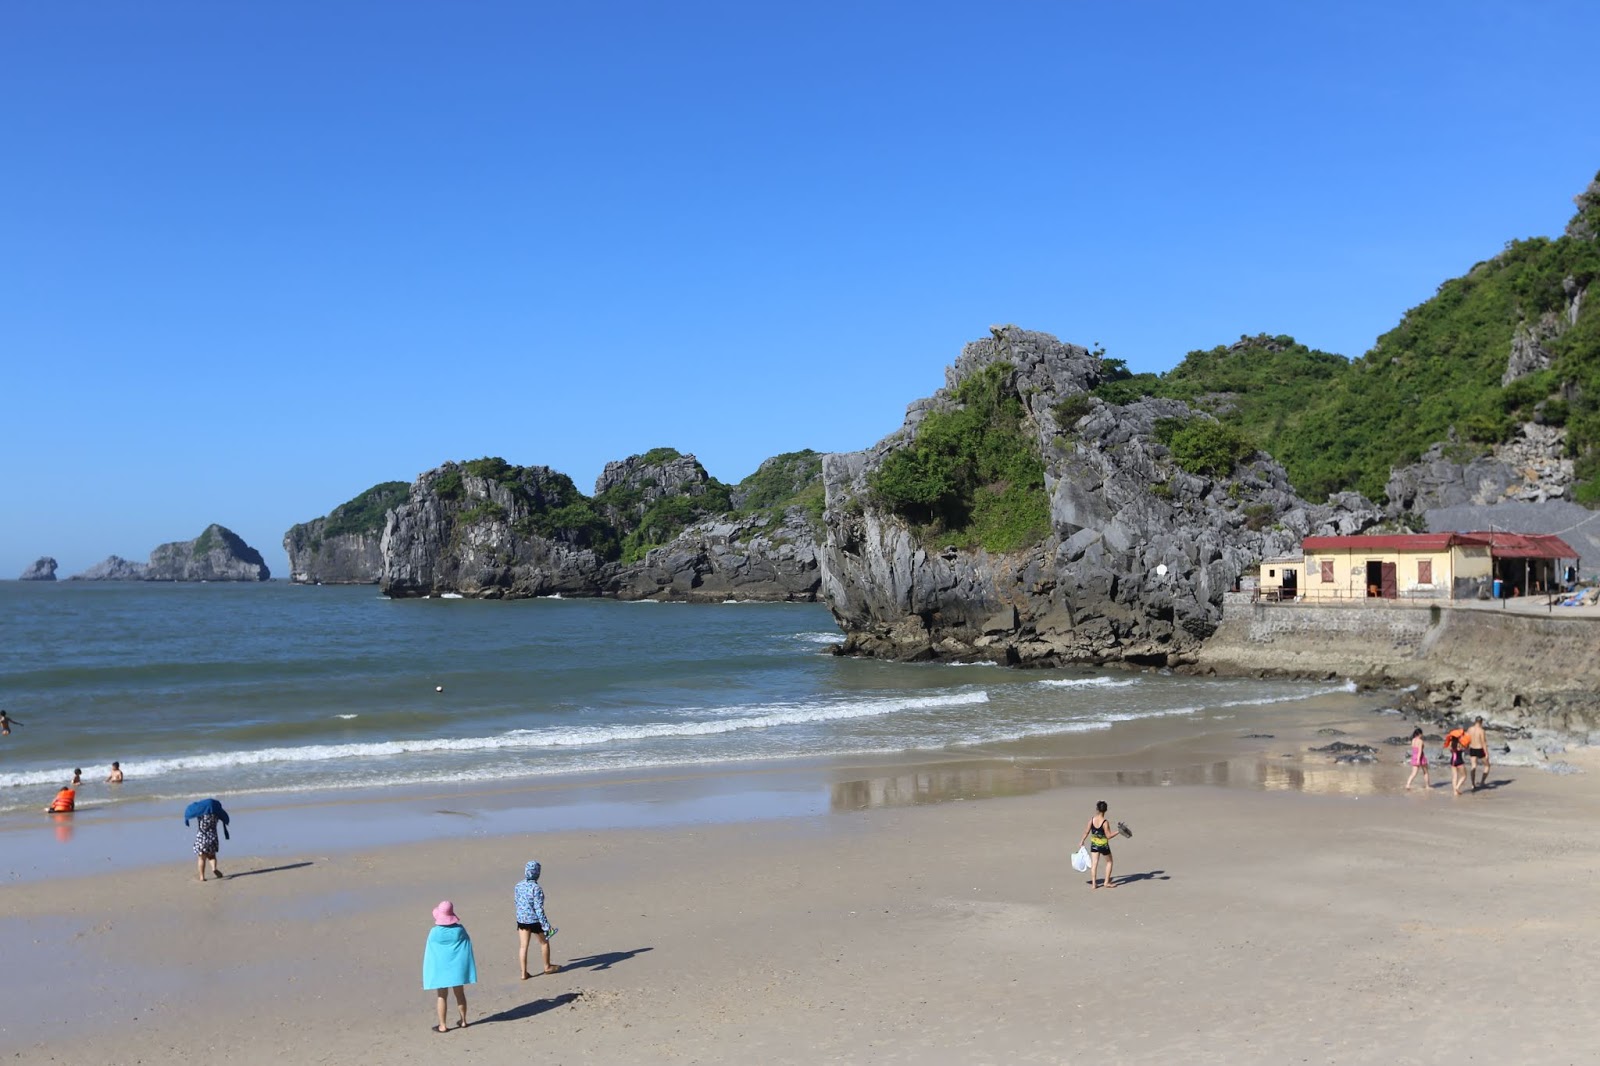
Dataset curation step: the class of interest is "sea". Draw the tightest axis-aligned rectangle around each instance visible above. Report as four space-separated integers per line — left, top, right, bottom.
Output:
0 581 1359 819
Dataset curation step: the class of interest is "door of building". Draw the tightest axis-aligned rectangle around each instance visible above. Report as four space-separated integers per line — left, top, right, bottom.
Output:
1381 561 1397 599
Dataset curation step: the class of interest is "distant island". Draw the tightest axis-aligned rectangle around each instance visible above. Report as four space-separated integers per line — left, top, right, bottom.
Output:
66 524 271 582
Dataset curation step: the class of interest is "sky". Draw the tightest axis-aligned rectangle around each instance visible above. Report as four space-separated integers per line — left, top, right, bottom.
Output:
4 2 1599 578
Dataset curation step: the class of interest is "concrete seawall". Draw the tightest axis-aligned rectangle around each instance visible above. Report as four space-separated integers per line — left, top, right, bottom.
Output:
1199 595 1600 738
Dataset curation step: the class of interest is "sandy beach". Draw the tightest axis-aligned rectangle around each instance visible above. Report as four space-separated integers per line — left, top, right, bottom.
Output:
4 700 1598 1065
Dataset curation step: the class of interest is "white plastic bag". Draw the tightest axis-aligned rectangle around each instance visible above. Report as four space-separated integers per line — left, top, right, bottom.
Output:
1071 846 1090 872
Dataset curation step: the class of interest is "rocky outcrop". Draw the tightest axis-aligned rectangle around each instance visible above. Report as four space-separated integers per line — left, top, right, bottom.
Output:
70 527 271 582
146 525 271 581
609 508 821 602
69 555 149 580
284 482 409 584
593 450 723 533
819 325 1382 666
380 462 611 598
1384 424 1575 513
19 557 57 581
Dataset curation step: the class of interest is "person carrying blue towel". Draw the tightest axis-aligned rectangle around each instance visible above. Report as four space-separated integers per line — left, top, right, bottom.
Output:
183 798 231 882
423 901 477 1032
514 860 561 979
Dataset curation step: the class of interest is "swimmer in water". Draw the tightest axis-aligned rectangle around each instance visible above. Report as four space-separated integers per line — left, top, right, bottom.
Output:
107 762 124 784
71 768 83 787
0 710 19 735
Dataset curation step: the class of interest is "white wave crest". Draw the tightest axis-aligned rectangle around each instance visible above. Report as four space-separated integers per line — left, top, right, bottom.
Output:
1037 677 1140 689
794 632 843 644
0 691 989 789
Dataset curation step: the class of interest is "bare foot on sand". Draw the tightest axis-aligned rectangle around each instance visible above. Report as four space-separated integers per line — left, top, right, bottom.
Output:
520 972 533 980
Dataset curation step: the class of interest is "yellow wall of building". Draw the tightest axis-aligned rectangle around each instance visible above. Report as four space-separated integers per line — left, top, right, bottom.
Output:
1300 547 1464 601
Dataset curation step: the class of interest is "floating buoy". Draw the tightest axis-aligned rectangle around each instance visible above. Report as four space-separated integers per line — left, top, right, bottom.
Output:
435 685 444 693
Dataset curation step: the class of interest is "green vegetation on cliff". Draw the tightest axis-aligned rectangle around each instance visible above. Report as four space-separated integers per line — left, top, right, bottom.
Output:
734 450 826 531
869 363 1050 552
322 482 410 538
1092 173 1600 505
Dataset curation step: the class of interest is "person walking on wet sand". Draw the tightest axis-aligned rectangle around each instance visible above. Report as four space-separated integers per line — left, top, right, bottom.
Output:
1079 800 1118 889
183 798 230 882
423 901 477 1032
1445 730 1468 795
1404 728 1431 791
515 860 561 979
1466 716 1491 790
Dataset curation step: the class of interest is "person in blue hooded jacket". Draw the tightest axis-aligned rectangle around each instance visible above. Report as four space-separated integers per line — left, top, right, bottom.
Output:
514 860 561 979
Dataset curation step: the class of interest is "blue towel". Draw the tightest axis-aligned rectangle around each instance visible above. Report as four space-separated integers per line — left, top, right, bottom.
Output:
183 798 230 838
422 924 478 990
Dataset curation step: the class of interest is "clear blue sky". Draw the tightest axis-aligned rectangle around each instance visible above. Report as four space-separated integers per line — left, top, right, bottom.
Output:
4 2 1598 578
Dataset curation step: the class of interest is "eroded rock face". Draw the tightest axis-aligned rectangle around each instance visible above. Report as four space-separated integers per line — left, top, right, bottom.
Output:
19 557 57 581
609 508 821 602
1385 424 1575 513
146 525 271 581
594 452 720 533
379 464 610 599
819 325 1382 665
284 482 410 584
285 526 384 584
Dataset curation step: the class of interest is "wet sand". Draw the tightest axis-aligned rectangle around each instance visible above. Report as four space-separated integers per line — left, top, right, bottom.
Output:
4 694 1597 1063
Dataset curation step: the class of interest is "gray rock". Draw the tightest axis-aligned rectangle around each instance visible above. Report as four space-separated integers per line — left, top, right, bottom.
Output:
19 557 57 581
594 450 722 535
818 325 1382 665
1310 741 1377 755
608 507 821 602
69 555 149 580
284 482 409 584
145 525 271 581
380 463 610 599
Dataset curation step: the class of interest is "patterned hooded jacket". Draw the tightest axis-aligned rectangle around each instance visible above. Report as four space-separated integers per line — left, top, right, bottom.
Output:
513 861 553 933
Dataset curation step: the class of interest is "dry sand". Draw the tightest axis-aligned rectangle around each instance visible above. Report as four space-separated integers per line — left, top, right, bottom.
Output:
4 709 1598 1065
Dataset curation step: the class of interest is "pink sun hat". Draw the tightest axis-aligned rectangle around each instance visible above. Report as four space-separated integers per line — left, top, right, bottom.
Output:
432 900 460 926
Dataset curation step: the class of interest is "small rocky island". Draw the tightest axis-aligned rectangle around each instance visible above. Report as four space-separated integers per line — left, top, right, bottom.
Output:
70 525 271 582
19 557 58 580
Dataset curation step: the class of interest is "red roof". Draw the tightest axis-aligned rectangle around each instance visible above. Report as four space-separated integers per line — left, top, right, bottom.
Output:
1302 533 1487 552
1462 531 1578 559
1302 531 1576 558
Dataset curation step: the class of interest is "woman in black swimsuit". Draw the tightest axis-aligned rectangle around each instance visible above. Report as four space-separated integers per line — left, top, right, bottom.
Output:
1078 800 1116 889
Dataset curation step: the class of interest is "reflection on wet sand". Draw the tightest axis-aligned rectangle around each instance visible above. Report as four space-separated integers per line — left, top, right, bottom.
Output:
830 755 1390 811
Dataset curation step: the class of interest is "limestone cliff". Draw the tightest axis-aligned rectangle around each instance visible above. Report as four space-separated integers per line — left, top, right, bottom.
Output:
374 451 823 602
19 557 57 581
379 460 612 598
285 481 409 584
819 326 1381 665
609 507 821 602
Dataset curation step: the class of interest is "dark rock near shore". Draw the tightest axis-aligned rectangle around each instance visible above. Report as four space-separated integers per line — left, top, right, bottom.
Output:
70 555 149 580
1309 741 1377 755
19 557 57 581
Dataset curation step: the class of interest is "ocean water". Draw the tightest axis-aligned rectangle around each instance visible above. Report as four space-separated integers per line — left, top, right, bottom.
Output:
0 582 1355 816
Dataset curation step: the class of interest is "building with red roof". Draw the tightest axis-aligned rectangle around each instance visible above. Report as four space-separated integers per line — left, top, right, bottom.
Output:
1292 531 1577 603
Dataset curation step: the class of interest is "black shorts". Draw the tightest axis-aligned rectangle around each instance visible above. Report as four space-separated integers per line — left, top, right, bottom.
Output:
1468 747 1486 758
1090 843 1112 856
518 922 547 935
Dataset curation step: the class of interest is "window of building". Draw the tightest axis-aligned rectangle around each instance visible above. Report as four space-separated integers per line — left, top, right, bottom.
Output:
1418 559 1432 584
1267 569 1276 578
1320 560 1333 582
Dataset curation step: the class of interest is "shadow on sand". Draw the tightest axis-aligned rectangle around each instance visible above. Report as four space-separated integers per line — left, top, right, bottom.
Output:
1472 778 1514 792
1107 869 1170 886
223 861 315 879
561 946 654 972
481 992 581 1024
